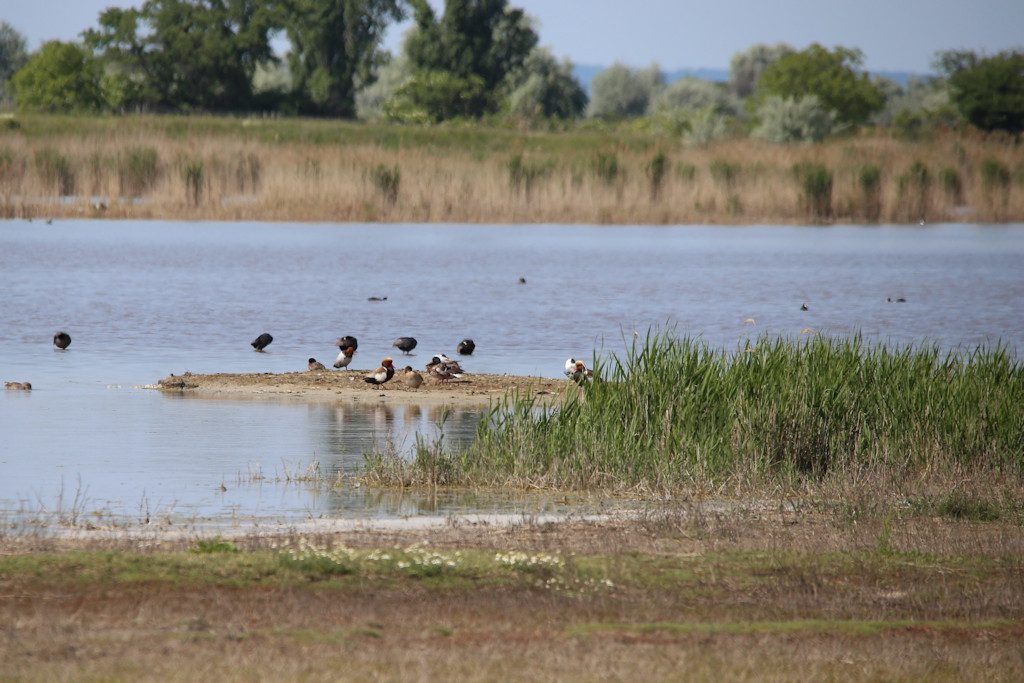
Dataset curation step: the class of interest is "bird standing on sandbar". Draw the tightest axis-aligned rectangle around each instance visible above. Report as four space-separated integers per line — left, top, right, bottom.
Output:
53 331 71 349
251 333 273 351
364 358 395 386
334 346 355 369
308 358 327 371
392 337 417 355
402 366 424 388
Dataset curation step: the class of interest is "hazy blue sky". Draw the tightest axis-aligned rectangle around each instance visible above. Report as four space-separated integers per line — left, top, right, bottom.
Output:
3 0 1022 73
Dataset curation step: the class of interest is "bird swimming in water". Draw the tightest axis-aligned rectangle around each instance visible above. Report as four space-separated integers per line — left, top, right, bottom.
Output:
402 366 423 388
800 303 809 311
518 277 527 284
53 331 71 350
251 333 273 351
886 297 907 303
457 339 475 355
334 346 356 369
367 296 388 302
392 337 418 355
308 358 327 371
4 381 31 390
364 358 395 386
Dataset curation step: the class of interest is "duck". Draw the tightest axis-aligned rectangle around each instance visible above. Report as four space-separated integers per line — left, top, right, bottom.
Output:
4 381 31 391
392 337 418 355
308 358 327 371
565 359 592 384
518 277 527 284
367 296 388 302
364 357 395 386
426 355 464 381
53 331 71 349
456 339 476 356
336 335 358 351
800 303 809 311
251 333 273 351
333 346 356 369
402 366 424 388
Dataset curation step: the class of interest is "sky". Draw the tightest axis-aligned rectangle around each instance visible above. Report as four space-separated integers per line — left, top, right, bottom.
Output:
2 0 1022 73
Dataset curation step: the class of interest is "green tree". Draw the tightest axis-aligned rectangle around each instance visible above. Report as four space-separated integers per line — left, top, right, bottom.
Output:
0 22 29 104
403 0 538 117
11 41 103 112
728 42 793 98
755 44 884 126
587 62 663 119
938 50 1024 133
504 47 587 120
286 0 405 117
84 0 278 112
384 69 487 122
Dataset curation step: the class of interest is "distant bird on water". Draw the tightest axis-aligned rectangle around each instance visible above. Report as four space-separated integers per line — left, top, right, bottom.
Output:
402 366 424 388
368 296 388 302
518 277 527 284
308 358 327 371
457 339 475 355
887 297 907 303
251 333 273 351
364 357 395 386
392 337 417 355
53 331 71 350
800 303 809 311
4 381 31 391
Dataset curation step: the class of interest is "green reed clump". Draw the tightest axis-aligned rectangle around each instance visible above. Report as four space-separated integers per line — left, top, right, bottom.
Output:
118 146 159 197
370 163 400 204
181 158 204 205
235 152 262 193
507 153 552 196
709 159 740 188
592 152 620 184
646 151 667 200
793 163 833 221
980 158 1011 192
465 333 1024 490
34 147 75 196
939 167 962 204
0 147 26 191
675 161 696 182
858 164 881 221
897 161 931 221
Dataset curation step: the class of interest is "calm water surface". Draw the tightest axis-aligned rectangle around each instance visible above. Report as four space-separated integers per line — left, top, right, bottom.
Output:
1 221 1021 524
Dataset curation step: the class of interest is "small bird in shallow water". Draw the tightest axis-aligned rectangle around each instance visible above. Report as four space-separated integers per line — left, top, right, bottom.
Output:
308 358 327 371
334 346 356 369
364 358 396 386
4 381 31 390
53 331 71 349
251 333 273 351
402 366 424 388
457 339 475 355
392 337 417 355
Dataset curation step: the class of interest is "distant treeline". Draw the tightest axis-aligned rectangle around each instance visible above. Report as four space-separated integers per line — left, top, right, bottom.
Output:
0 2 1022 142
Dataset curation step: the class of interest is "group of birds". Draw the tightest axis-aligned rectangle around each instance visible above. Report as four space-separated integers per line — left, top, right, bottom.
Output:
4 331 72 390
249 331 476 390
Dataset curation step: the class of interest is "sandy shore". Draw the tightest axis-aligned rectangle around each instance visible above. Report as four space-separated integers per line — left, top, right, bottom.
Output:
154 368 568 406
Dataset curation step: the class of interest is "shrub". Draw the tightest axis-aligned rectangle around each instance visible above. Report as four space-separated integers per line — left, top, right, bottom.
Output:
752 95 835 143
587 62 663 119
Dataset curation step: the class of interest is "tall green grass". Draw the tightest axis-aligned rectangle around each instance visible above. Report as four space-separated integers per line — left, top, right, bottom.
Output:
435 334 1024 491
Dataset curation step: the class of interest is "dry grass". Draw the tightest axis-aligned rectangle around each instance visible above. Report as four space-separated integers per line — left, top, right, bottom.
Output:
1 114 1022 224
1 497 1022 681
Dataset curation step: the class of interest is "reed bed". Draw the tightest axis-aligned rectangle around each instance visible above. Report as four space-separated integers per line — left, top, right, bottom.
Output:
370 334 1024 492
1 113 1022 223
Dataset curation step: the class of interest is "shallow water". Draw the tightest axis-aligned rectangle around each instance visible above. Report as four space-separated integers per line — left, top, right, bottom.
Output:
1 220 1022 524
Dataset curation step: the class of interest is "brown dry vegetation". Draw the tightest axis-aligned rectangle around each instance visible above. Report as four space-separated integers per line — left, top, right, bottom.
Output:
2 501 1022 681
1 114 1023 224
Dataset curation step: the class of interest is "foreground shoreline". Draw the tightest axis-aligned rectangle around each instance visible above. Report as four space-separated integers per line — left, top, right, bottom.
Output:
155 369 568 406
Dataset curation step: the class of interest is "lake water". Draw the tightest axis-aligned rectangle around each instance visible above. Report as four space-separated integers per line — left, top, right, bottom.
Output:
1 220 1022 527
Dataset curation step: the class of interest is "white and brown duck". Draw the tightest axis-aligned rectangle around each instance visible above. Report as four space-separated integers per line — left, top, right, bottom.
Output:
364 357 396 386
308 358 327 371
402 366 424 388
